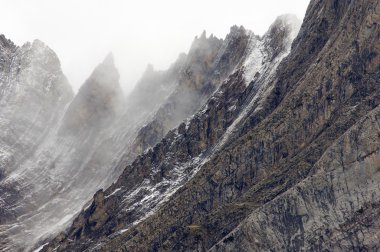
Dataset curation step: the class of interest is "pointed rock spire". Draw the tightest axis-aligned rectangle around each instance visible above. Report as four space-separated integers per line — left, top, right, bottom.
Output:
200 30 207 39
59 53 123 134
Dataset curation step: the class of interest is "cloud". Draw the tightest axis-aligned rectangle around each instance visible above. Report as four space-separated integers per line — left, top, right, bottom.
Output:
0 0 309 94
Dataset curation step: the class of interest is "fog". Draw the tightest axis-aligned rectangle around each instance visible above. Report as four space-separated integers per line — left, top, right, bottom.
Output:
0 0 309 94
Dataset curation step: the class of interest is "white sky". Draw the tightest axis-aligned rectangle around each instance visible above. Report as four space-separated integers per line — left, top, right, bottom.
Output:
0 0 310 94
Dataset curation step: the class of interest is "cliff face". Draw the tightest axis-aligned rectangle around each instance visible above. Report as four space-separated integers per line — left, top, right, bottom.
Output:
0 37 73 178
211 1 380 250
43 14 303 252
211 105 380 251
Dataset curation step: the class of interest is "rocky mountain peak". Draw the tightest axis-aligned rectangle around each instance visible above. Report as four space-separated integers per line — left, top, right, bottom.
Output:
189 30 223 56
270 14 301 33
261 14 301 61
200 30 207 40
144 63 154 73
103 51 114 64
27 39 59 62
270 14 301 43
59 53 123 134
0 36 73 102
87 52 120 89
229 25 248 37
19 39 74 98
0 34 16 52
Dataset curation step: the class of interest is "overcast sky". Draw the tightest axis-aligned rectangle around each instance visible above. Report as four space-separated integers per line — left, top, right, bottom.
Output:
1 0 310 94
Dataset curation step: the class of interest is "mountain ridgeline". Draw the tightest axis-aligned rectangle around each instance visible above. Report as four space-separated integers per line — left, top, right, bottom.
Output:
0 0 379 251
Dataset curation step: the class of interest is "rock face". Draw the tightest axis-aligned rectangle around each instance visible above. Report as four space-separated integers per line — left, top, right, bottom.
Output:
0 36 74 239
5 0 380 251
0 36 73 178
90 1 380 251
42 13 304 252
0 22 268 251
43 0 380 251
211 106 380 251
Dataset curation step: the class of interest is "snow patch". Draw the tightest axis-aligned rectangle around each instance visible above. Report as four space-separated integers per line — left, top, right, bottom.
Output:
105 187 122 199
243 37 265 85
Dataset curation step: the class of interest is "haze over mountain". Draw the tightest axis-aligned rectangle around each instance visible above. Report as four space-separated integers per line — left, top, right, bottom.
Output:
0 0 380 251
0 0 309 93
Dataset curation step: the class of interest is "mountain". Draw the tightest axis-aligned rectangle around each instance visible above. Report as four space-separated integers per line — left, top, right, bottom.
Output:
0 51 124 251
0 19 277 250
2 0 379 251
130 29 239 157
43 0 380 251
42 13 304 251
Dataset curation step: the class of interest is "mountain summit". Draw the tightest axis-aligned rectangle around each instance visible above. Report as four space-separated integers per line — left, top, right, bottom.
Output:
60 53 123 134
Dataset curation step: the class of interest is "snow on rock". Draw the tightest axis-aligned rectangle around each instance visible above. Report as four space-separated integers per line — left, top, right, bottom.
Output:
243 14 301 85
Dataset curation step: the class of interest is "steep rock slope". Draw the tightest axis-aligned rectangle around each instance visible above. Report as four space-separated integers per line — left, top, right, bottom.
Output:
211 0 380 250
0 35 74 231
43 14 302 251
0 36 73 178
